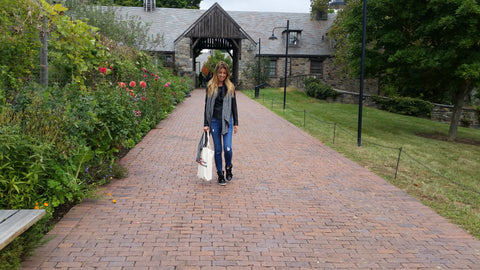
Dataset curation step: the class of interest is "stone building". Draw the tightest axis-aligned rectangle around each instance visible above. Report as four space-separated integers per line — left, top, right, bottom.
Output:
118 1 339 90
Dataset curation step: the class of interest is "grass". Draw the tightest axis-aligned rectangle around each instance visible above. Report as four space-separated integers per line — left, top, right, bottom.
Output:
244 87 480 239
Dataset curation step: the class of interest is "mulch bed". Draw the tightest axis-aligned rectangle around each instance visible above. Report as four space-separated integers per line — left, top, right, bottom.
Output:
415 132 480 146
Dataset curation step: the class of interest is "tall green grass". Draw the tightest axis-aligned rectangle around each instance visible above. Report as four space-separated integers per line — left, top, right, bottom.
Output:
245 88 480 239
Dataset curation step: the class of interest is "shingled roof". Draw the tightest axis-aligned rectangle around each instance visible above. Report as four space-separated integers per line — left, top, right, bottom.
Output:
113 4 334 56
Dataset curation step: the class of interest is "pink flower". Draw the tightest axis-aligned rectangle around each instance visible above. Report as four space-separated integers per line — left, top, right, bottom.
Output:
118 82 126 88
141 96 146 101
144 74 147 78
155 75 159 81
129 81 136 88
172 92 175 95
140 81 147 88
134 110 142 117
151 72 154 77
164 82 171 88
142 68 147 73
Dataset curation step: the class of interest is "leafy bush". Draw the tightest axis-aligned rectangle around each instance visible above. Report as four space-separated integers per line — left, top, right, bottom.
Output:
0 1 192 267
0 217 49 270
0 0 41 94
304 77 321 87
372 96 434 117
305 81 340 100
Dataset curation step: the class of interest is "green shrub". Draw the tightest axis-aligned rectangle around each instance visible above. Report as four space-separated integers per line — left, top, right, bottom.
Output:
0 217 50 270
372 95 434 117
0 1 193 267
305 81 340 100
303 77 321 87
0 0 41 93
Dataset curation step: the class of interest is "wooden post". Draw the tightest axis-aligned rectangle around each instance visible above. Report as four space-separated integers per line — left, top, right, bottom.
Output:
40 11 48 87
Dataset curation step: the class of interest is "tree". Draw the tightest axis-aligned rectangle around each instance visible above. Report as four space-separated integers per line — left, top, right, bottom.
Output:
310 0 330 20
65 0 163 51
202 50 232 76
156 0 201 9
241 57 272 86
112 0 201 9
0 0 42 94
334 0 480 140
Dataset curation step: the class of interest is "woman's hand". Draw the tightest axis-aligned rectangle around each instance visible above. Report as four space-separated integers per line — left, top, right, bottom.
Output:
234 126 238 134
204 126 210 132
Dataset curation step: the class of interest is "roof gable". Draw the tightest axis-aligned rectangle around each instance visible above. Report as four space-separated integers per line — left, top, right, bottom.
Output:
175 3 255 43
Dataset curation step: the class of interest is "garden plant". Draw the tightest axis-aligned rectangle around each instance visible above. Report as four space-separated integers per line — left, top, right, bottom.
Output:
0 0 191 268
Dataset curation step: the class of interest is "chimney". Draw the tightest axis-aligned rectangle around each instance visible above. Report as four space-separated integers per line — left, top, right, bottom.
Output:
144 0 156 12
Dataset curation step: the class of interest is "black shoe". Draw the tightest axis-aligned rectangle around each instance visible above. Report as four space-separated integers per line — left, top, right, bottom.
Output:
225 165 233 182
217 171 226 186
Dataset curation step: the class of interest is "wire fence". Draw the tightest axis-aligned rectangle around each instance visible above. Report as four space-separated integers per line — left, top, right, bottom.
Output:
260 95 480 196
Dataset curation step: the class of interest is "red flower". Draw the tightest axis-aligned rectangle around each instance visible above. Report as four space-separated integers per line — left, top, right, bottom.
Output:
144 74 147 78
140 81 147 88
141 96 146 101
129 81 136 87
109 66 113 70
99 67 107 74
118 82 126 88
142 68 147 73
151 72 154 77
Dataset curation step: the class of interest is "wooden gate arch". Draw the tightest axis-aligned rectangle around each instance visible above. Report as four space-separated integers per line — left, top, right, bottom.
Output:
175 3 256 85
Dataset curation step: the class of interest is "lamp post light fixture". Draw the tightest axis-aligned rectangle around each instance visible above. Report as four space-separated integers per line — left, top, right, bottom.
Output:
328 1 346 10
269 20 290 110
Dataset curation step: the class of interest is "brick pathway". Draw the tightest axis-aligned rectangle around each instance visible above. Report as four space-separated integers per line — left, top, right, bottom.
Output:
22 89 480 269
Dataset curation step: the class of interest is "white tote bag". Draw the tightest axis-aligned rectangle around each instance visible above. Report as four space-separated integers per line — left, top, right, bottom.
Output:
197 133 214 181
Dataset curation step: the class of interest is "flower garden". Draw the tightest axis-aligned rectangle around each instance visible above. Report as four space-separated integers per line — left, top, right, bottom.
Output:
0 0 192 268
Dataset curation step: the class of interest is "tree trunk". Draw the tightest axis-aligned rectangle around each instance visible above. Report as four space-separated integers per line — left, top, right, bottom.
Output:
448 84 470 140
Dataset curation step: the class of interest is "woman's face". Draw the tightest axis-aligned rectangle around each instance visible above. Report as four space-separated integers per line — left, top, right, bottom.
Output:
217 68 227 84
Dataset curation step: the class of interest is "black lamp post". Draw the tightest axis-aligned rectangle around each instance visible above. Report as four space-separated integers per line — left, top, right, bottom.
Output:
269 20 290 110
257 38 261 85
357 0 367 147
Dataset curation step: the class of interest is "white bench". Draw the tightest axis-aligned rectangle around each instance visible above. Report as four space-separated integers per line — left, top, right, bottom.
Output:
0 209 46 250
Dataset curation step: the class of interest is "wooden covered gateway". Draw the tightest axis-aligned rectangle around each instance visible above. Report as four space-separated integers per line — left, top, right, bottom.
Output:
174 3 255 85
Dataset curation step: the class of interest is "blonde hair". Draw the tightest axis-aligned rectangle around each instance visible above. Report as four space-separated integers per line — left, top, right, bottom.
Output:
207 61 235 97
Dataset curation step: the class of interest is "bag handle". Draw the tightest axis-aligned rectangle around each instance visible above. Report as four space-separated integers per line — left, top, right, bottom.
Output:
203 131 209 147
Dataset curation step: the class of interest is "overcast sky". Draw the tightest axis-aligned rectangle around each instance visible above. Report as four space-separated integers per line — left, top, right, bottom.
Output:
199 0 311 13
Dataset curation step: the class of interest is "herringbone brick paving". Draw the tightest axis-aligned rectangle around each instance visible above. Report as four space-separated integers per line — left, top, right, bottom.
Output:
21 89 480 269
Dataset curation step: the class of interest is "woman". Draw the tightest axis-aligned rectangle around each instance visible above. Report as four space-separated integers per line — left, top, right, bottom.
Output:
203 61 239 186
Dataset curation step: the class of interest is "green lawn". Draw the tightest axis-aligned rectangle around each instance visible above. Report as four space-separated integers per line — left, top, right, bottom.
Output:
244 88 480 239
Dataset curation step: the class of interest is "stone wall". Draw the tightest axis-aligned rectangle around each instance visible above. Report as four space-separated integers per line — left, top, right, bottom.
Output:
238 39 257 90
174 37 196 87
328 89 480 129
431 104 479 128
322 57 379 96
174 38 192 73
267 57 312 88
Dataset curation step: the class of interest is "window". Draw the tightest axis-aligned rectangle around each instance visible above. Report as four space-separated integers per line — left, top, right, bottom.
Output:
267 60 277 77
289 32 299 46
310 59 323 76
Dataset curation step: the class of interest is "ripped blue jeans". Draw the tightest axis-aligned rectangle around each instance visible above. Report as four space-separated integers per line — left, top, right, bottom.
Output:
210 117 233 173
